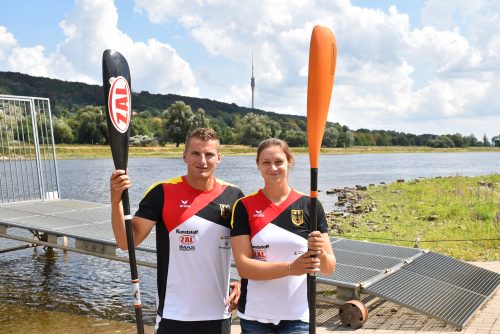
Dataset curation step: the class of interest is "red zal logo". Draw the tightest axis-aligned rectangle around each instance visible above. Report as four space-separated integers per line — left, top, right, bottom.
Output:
179 235 194 245
108 76 131 133
253 250 267 260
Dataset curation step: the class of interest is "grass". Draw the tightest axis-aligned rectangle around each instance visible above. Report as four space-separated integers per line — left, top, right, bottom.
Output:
331 174 500 261
53 144 500 159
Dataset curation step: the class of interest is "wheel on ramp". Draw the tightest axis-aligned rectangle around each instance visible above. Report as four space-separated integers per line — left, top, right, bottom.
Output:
339 300 368 329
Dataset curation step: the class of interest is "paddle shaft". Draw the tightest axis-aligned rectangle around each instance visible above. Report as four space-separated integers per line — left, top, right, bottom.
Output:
122 190 144 334
308 168 318 334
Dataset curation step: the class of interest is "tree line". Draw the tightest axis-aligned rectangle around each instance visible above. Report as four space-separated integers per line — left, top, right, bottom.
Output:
48 101 499 148
1 71 498 148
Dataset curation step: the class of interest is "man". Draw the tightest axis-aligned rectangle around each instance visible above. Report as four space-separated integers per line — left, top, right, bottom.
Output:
110 127 244 334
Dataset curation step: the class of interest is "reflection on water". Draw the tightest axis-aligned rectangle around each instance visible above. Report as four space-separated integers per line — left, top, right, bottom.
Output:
0 152 499 332
0 303 154 334
0 235 158 331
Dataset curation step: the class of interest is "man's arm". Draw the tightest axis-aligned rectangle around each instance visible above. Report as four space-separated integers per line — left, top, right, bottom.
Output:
110 169 156 250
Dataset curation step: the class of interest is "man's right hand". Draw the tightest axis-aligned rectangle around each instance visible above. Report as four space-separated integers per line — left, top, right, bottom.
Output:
110 169 131 205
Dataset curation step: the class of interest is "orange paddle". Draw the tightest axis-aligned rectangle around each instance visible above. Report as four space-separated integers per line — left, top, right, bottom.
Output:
306 25 337 334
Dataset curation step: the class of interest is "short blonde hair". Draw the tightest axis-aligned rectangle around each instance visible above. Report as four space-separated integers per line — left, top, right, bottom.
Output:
184 128 220 151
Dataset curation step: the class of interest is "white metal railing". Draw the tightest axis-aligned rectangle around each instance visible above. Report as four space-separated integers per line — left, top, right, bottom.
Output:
0 94 60 203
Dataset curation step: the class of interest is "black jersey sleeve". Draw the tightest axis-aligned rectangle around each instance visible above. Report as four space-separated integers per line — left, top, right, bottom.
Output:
317 200 329 234
134 183 164 222
230 199 250 236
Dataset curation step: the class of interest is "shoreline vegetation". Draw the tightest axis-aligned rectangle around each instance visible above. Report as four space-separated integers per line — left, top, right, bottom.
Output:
54 144 500 159
325 174 499 261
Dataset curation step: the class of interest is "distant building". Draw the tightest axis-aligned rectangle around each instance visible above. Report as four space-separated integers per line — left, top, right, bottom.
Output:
493 136 500 147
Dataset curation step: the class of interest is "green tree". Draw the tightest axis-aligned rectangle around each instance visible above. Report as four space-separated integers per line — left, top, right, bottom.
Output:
53 117 74 143
163 101 194 147
483 134 491 147
426 135 455 148
235 113 272 147
75 106 107 144
322 126 338 147
463 134 479 147
191 108 210 129
449 133 464 147
337 130 354 148
281 130 307 147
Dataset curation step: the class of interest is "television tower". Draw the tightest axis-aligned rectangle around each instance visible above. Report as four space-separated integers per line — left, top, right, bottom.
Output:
251 52 255 109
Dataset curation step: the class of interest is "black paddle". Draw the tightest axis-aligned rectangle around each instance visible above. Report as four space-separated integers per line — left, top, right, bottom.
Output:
102 49 144 334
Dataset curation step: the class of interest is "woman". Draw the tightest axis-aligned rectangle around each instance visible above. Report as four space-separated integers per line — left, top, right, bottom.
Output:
231 138 335 334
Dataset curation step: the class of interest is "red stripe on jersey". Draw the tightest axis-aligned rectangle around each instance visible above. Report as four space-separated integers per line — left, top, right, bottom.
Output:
241 189 302 239
162 177 227 232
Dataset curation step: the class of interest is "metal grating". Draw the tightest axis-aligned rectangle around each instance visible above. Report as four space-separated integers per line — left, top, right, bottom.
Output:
333 238 422 259
319 237 425 287
320 263 381 285
53 207 110 224
333 249 404 271
364 252 500 329
0 199 156 250
402 251 500 297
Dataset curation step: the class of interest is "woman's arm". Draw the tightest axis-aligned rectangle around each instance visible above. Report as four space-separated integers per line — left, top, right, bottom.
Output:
231 235 321 280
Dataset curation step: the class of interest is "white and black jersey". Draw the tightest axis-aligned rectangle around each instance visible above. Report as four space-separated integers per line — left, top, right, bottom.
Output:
135 176 244 322
230 189 328 322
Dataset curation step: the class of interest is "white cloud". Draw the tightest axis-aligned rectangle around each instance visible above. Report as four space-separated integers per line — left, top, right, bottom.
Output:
95 0 500 138
2 0 199 97
2 0 499 138
0 26 16 60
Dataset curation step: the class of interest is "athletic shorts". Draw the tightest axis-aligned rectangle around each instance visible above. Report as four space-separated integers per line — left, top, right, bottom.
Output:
156 318 231 334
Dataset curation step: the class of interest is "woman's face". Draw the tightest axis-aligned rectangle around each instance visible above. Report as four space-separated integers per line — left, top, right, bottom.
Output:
257 145 290 186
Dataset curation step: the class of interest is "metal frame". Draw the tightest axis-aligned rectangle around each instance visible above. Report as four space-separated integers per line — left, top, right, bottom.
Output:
0 94 60 202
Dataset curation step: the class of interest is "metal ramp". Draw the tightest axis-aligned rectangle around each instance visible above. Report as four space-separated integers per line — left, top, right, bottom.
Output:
1 203 499 330
320 238 500 330
364 251 500 329
0 199 155 257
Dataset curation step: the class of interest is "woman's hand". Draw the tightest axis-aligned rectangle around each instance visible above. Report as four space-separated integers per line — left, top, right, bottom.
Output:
307 231 325 256
307 231 336 276
226 281 241 311
289 250 321 276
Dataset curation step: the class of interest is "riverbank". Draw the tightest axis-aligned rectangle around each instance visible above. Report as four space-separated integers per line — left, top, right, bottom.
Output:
54 144 500 159
325 174 500 261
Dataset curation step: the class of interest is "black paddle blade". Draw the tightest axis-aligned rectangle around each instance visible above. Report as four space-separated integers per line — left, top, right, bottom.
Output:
102 49 131 171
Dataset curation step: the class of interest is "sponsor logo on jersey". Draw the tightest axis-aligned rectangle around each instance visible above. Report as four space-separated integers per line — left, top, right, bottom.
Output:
253 209 265 218
179 234 195 245
175 229 198 234
291 209 304 226
219 235 231 249
108 76 131 133
252 245 269 261
179 245 195 251
179 199 190 208
177 230 198 251
219 204 231 219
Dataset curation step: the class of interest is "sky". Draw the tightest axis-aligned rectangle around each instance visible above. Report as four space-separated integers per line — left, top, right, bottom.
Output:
1 0 499 140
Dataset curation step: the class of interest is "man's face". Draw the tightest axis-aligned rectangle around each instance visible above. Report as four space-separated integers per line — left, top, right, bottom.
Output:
183 138 221 180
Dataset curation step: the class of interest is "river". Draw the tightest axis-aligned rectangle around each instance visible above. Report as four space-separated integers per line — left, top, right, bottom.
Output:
0 152 498 332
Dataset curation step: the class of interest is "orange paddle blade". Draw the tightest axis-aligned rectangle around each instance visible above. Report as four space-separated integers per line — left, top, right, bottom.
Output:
307 25 337 168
